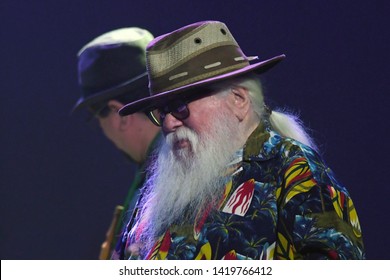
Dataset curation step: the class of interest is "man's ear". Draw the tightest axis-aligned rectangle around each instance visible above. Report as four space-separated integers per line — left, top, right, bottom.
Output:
226 87 251 121
107 100 132 130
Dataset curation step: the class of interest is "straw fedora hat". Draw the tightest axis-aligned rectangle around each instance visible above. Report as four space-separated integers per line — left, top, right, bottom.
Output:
119 21 285 116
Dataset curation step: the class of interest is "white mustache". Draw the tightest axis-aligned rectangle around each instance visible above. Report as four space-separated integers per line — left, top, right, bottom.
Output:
165 127 199 150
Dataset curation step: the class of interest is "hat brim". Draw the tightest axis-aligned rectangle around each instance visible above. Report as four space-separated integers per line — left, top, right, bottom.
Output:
119 54 285 116
72 72 148 112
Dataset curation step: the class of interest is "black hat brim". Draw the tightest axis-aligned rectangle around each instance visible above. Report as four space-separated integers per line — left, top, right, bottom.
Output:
72 72 148 112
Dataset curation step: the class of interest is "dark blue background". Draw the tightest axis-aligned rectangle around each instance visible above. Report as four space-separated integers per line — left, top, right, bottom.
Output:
1 0 388 259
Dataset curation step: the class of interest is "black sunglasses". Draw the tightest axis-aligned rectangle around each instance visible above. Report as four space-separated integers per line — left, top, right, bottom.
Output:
86 103 113 121
147 99 190 127
146 88 222 127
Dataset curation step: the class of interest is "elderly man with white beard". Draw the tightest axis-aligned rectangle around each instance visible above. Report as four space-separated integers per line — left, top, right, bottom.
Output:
112 21 365 260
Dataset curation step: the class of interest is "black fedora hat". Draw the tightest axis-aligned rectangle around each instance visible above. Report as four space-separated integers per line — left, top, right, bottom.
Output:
119 21 285 116
73 27 154 112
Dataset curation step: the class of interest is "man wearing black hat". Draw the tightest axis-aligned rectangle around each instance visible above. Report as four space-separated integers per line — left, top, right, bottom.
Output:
114 21 365 260
73 27 161 259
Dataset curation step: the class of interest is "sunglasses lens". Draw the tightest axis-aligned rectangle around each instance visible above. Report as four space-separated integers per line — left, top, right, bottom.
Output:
172 104 189 120
88 104 111 119
97 106 111 118
149 101 190 127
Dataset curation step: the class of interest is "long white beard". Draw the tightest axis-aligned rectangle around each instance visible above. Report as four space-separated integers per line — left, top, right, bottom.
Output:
134 110 242 254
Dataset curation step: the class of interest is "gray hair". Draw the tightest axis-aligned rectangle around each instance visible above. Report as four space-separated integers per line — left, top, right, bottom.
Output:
212 74 317 150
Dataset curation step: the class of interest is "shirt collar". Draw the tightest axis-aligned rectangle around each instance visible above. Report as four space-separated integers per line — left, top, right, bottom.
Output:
243 120 282 162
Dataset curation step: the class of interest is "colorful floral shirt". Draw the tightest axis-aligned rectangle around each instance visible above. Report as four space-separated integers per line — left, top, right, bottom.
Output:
113 122 365 260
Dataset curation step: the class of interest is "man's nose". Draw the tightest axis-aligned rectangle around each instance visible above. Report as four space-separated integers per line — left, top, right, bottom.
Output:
162 113 184 134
